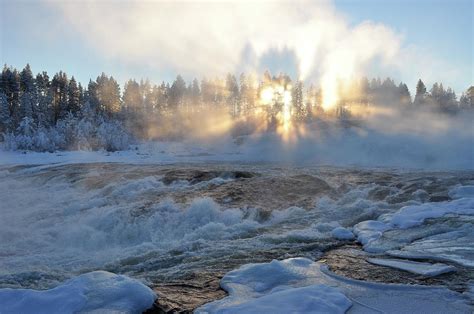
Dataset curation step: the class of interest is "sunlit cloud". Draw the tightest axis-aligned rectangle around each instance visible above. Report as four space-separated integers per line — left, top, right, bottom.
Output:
48 0 411 109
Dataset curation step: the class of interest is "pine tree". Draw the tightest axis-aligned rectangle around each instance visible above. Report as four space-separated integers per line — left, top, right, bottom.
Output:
191 78 201 108
459 87 473 110
86 79 100 115
19 92 34 120
360 77 370 105
35 72 52 126
67 77 81 114
96 74 121 116
51 71 69 122
169 75 186 110
0 92 10 133
414 79 427 106
123 79 141 111
292 81 304 120
20 64 35 93
398 83 411 106
156 82 168 115
225 74 239 116
1 66 20 126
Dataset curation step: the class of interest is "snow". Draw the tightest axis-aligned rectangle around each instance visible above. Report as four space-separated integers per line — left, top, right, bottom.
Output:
353 220 390 246
197 258 472 314
353 186 474 251
0 271 156 314
199 284 351 314
389 197 474 229
197 258 352 313
350 184 474 267
367 258 456 277
1 122 474 170
449 185 474 199
331 226 355 240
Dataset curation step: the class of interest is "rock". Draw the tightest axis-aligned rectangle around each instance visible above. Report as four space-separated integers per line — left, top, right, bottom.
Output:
144 273 226 313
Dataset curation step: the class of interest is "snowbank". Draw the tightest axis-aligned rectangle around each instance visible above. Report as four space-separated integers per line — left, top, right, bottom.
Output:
0 271 156 314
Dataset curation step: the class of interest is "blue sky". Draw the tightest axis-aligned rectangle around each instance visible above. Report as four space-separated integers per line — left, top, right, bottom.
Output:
1 0 472 94
335 0 472 87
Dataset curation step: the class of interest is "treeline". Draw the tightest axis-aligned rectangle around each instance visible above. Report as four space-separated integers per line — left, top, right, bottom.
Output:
0 64 472 151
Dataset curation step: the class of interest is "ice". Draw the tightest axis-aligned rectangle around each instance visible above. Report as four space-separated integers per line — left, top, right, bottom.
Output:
367 258 456 277
350 182 474 268
197 258 471 314
389 197 474 229
386 226 474 267
354 186 474 253
0 271 156 314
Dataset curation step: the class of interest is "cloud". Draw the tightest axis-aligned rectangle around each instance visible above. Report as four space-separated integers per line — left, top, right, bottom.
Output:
46 0 464 97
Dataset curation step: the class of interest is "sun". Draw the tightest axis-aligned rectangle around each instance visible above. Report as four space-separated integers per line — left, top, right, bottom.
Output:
260 87 275 105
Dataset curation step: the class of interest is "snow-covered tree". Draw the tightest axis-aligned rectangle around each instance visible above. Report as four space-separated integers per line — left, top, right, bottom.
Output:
19 92 34 120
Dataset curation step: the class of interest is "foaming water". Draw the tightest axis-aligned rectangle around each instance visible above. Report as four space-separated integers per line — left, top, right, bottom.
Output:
0 163 472 289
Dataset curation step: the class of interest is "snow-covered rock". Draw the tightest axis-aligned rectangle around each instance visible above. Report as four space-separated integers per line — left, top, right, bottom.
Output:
331 226 355 240
389 197 474 229
354 187 474 250
197 257 471 314
0 271 156 314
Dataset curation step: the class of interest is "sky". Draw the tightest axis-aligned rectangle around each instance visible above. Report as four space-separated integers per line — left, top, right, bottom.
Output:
0 0 472 94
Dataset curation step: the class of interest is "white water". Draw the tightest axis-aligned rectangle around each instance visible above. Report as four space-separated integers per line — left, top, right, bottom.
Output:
0 161 473 312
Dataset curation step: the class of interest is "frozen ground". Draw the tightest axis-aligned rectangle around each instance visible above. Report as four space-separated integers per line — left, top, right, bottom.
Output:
0 145 473 312
0 126 473 169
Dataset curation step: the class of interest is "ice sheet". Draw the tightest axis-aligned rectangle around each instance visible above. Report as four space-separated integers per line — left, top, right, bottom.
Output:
367 258 456 276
